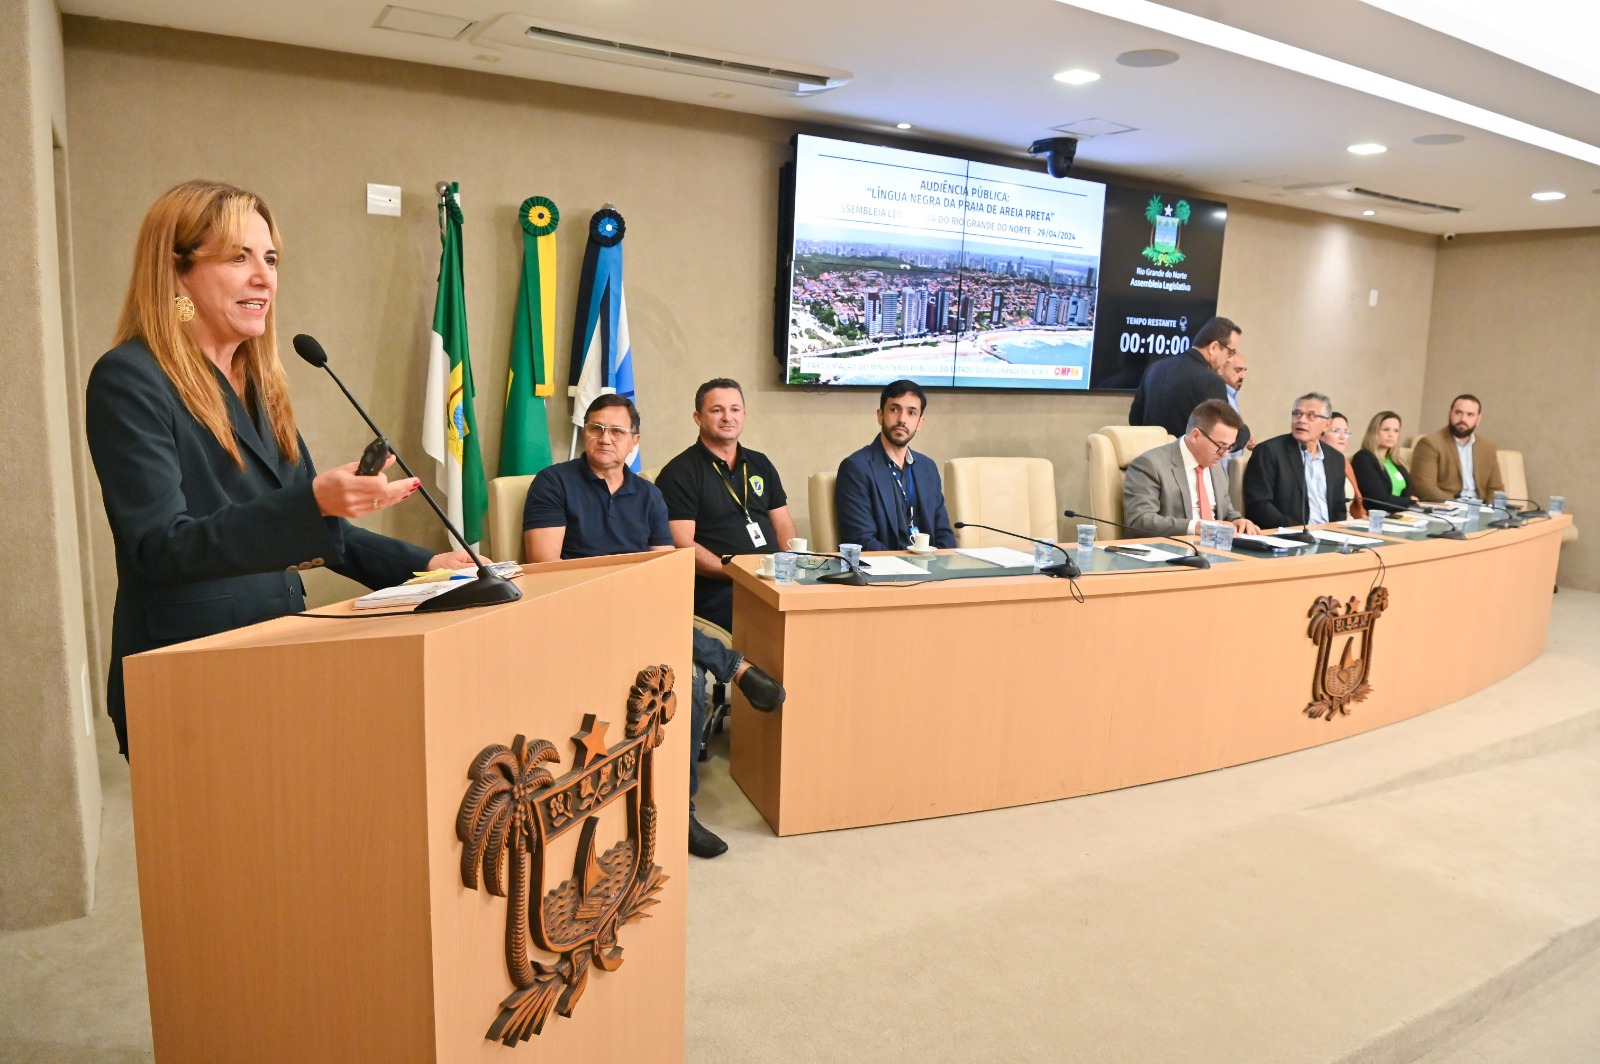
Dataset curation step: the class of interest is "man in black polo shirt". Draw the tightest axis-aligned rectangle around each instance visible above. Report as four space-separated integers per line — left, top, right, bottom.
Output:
524 394 784 859
655 379 797 632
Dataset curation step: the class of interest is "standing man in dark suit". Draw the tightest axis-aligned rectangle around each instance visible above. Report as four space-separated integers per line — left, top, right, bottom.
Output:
1129 316 1248 448
834 380 956 551
1243 392 1350 528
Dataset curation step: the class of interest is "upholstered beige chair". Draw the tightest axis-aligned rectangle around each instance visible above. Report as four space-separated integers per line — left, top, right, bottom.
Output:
487 474 536 561
808 471 839 552
1227 448 1251 513
1498 450 1578 547
639 466 661 484
1395 444 1415 471
944 457 1058 547
1498 450 1528 502
1084 426 1175 527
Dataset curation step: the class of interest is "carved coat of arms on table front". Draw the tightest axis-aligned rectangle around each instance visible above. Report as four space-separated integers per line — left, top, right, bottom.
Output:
457 664 676 1045
1304 588 1388 720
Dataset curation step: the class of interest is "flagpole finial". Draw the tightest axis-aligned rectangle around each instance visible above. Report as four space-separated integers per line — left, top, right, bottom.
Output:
436 182 451 198
602 201 617 210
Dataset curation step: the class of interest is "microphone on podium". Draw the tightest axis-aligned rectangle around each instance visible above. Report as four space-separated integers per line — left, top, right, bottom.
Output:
292 334 520 614
952 522 1079 579
1062 509 1211 569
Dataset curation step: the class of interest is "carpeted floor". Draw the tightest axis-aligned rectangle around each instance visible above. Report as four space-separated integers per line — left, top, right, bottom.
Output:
4 591 1599 1063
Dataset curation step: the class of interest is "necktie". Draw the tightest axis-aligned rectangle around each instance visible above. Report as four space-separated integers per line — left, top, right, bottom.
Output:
1195 466 1213 521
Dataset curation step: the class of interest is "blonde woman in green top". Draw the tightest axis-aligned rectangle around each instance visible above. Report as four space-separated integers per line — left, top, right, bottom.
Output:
1352 410 1418 512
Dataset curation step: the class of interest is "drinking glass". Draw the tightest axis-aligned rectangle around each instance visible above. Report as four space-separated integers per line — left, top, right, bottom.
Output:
773 552 798 585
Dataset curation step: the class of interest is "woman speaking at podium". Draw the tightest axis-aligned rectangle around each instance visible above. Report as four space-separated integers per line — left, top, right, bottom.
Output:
86 180 473 757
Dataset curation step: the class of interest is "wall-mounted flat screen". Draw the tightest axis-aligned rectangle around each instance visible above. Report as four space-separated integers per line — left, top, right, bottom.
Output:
776 134 1226 392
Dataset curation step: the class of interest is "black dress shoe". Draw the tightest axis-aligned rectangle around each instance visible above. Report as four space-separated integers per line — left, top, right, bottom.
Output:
688 814 728 859
736 663 786 712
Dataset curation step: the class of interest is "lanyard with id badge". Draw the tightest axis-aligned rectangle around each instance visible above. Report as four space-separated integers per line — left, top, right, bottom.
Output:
714 459 765 548
887 458 919 545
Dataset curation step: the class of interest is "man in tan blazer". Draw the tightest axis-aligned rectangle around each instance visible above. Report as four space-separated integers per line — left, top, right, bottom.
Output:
1124 400 1260 537
1410 394 1505 503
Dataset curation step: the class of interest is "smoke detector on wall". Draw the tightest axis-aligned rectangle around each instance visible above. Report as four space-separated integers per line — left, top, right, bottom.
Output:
471 15 852 95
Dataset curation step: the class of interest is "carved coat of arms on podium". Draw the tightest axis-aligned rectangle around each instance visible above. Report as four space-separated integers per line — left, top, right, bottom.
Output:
457 664 676 1045
1304 588 1388 720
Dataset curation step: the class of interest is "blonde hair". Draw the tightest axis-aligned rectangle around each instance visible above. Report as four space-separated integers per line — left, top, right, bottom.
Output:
1360 410 1402 460
114 179 299 467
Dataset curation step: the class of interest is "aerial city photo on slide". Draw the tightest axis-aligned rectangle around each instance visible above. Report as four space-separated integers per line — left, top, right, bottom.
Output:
785 135 1107 390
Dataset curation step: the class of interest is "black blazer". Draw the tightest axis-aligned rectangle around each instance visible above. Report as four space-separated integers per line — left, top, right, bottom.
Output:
1128 349 1248 448
85 340 433 755
1350 448 1414 514
834 437 956 551
1242 433 1349 528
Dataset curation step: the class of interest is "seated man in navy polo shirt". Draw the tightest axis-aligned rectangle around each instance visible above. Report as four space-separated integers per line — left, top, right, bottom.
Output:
523 394 784 860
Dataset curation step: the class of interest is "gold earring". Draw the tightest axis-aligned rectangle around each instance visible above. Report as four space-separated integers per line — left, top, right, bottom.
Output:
174 295 196 323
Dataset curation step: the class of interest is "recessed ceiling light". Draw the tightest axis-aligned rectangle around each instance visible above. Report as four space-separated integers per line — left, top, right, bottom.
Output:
1362 210 1376 216
1413 133 1464 146
896 122 912 130
1116 48 1179 67
1531 191 1566 201
1048 0 1600 166
1054 69 1101 85
1347 142 1387 155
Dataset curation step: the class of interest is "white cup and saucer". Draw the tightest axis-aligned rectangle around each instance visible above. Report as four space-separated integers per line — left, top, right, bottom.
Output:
757 556 776 579
907 531 936 555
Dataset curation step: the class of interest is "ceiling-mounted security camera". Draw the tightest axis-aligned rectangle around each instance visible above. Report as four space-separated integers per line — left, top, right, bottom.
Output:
1028 136 1079 178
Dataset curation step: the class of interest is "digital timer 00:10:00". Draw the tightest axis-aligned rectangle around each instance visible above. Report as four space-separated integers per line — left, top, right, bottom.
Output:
1118 332 1192 357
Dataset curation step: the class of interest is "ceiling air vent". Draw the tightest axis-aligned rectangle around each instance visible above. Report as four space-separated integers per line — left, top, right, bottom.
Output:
472 15 851 94
1325 186 1463 215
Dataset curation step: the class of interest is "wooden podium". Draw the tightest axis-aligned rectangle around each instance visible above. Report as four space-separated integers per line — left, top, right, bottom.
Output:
124 551 692 1063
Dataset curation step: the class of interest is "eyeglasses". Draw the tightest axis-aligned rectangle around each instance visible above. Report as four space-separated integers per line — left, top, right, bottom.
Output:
1290 410 1329 422
1196 426 1234 455
583 423 636 441
1220 344 1238 359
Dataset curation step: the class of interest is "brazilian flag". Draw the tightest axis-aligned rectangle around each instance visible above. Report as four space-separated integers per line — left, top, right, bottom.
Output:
500 196 558 476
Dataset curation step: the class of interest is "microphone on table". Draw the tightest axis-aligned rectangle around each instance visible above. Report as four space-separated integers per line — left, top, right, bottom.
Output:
292 333 521 614
1390 505 1466 540
951 522 1079 579
1488 498 1546 529
790 549 871 585
716 550 870 585
1062 509 1210 569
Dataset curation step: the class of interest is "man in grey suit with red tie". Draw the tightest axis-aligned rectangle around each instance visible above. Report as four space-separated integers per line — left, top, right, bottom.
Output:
1123 400 1260 537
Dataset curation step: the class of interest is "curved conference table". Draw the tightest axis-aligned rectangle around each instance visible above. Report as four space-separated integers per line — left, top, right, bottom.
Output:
726 513 1571 836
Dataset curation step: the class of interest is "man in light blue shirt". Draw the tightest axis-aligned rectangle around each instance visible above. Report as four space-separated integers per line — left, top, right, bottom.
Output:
1242 391 1348 528
1219 349 1253 467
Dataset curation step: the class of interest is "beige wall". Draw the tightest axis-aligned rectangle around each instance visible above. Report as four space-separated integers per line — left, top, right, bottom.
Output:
0 0 101 929
1425 229 1598 590
62 18 1446 621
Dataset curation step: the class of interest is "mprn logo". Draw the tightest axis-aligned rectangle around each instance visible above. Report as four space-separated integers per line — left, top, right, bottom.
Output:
1141 196 1191 267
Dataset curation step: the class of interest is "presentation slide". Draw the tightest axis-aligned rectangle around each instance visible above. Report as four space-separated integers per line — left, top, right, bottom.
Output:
785 136 1106 390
